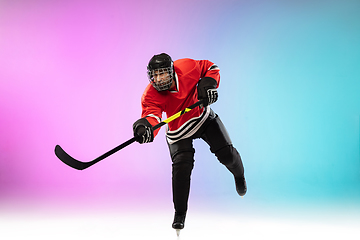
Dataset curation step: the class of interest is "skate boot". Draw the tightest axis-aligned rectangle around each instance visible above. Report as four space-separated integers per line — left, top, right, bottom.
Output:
172 212 186 230
235 176 247 196
172 212 186 237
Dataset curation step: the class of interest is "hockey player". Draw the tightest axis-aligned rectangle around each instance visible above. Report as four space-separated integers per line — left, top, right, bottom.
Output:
132 53 247 232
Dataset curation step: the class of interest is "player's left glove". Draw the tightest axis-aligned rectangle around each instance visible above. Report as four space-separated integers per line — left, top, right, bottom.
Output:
197 77 218 107
132 118 154 144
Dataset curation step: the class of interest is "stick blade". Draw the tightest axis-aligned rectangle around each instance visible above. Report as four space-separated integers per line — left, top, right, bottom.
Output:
55 145 87 170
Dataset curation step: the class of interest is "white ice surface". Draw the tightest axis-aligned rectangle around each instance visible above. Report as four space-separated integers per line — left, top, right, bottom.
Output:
1 206 359 240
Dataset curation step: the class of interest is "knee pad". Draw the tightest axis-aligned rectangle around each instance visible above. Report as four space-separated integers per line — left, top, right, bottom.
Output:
172 150 195 164
172 151 195 179
215 145 244 177
215 145 241 167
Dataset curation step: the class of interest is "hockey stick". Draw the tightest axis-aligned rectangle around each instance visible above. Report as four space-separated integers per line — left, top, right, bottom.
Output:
55 100 203 170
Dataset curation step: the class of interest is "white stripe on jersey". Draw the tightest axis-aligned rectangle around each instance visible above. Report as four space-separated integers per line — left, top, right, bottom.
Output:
146 114 161 123
166 106 210 144
169 72 179 93
208 64 220 71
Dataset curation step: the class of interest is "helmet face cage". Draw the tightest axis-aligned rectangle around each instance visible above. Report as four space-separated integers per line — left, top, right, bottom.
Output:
147 66 174 91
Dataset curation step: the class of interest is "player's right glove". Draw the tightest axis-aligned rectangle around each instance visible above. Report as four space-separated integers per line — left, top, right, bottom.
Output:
197 77 218 107
132 118 154 144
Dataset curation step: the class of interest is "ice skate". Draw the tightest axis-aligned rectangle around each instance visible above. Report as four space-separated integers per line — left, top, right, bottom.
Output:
172 212 186 236
235 176 247 197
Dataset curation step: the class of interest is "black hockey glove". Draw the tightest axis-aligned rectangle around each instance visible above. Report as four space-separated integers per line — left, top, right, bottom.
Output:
197 77 218 107
132 118 154 144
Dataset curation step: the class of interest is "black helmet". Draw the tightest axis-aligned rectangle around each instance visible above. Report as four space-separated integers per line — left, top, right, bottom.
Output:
147 53 173 70
147 53 174 91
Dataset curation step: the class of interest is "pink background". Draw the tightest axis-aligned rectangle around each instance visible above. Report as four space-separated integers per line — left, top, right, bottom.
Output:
1 0 360 225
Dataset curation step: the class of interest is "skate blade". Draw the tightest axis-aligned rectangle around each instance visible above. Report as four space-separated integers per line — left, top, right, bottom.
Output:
176 229 181 237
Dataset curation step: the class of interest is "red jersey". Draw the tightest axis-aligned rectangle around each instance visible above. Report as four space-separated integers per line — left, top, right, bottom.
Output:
140 58 220 144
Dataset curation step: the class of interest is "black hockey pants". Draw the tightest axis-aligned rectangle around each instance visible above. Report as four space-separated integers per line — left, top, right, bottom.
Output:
167 109 244 214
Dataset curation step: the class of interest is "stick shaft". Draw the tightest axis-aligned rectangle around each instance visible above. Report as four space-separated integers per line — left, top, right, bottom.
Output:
152 100 203 131
55 100 203 170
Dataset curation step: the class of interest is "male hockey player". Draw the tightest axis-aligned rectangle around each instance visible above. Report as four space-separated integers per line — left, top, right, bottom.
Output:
132 53 247 231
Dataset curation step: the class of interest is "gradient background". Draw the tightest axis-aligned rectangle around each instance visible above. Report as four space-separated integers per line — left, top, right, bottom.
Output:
1 0 360 239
